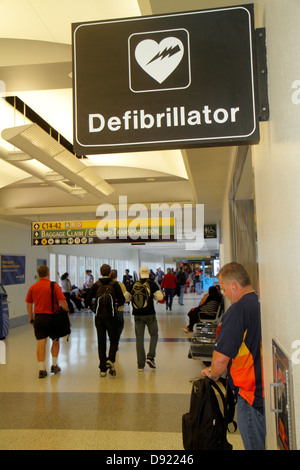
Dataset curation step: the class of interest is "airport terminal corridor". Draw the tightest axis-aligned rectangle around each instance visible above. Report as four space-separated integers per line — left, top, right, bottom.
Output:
0 291 243 450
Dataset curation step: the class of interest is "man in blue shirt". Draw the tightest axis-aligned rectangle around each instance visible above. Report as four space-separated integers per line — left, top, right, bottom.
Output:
202 262 265 450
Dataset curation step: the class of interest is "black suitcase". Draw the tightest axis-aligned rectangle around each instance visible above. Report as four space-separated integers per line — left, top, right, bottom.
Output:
194 322 217 336
190 336 215 359
189 321 218 360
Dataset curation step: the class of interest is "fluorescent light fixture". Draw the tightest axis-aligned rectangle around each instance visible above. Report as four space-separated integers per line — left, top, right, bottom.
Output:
0 99 32 152
4 151 32 162
0 150 84 196
70 187 87 195
1 123 115 197
0 157 30 189
44 171 65 181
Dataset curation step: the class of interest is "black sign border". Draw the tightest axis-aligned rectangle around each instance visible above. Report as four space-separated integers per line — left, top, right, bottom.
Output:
72 4 259 154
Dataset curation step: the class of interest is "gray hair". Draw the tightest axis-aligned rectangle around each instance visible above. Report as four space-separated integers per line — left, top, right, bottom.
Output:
217 262 251 287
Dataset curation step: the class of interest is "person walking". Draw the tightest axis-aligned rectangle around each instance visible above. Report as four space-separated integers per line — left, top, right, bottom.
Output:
26 265 69 379
156 267 164 286
82 269 94 307
60 272 74 313
176 267 188 305
202 262 266 450
110 269 131 339
194 269 203 294
131 265 164 371
122 269 133 293
161 268 177 311
86 264 125 377
181 285 222 333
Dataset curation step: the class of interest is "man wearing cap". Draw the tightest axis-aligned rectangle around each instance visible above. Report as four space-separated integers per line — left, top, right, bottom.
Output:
131 265 164 371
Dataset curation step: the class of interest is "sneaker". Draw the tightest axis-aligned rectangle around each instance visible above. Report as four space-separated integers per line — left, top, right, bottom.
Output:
39 370 47 379
138 368 144 372
100 371 107 377
51 365 61 374
181 327 192 333
146 358 156 369
106 360 116 376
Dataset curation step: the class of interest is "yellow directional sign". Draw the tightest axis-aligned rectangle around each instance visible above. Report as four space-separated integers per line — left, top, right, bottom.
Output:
31 218 175 246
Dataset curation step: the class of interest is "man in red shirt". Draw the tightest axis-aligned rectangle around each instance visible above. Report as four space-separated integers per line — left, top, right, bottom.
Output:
161 268 177 311
26 265 68 378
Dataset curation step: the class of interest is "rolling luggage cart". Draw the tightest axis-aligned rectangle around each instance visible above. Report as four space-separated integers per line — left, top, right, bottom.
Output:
188 303 223 363
190 331 216 361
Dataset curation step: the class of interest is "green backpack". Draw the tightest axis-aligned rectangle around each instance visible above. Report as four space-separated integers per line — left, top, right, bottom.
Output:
131 281 150 309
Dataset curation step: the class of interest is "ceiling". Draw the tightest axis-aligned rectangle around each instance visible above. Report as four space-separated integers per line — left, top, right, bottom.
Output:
0 0 250 259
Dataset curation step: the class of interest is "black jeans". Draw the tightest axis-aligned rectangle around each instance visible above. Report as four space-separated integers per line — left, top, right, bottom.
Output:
64 292 74 313
95 316 120 372
164 288 175 310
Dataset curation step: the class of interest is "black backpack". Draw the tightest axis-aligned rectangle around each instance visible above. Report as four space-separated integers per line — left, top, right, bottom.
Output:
182 377 237 450
94 280 116 317
124 278 134 293
131 281 150 310
178 271 186 285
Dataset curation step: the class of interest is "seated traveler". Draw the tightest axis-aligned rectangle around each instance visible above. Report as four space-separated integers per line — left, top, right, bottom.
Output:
181 286 221 333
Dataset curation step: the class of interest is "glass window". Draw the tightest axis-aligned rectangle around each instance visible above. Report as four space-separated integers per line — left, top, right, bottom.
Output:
95 258 101 279
68 256 77 287
49 253 56 282
78 256 86 287
58 254 66 279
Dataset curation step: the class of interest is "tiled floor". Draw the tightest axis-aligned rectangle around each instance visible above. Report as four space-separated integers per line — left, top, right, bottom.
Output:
0 292 243 450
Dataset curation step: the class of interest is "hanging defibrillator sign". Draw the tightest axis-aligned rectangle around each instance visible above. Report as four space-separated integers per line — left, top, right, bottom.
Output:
72 4 259 154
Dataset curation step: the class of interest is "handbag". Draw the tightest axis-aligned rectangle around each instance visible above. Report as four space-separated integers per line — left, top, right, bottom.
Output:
50 281 71 340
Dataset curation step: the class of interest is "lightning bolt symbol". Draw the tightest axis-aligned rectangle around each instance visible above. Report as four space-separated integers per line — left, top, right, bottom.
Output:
147 45 181 65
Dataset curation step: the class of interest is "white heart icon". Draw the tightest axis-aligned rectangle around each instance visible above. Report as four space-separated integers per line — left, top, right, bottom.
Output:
135 37 184 84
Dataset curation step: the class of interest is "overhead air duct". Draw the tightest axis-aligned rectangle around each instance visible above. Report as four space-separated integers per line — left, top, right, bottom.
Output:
1 123 114 197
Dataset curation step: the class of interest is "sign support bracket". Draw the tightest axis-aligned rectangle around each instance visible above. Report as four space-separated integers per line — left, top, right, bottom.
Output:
255 28 269 121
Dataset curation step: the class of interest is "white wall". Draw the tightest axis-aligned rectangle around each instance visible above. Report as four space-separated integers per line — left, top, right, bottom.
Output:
0 220 49 320
252 0 300 450
220 147 236 267
218 0 300 449
219 148 236 313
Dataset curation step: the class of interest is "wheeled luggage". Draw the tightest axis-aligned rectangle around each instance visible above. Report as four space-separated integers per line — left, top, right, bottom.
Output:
188 302 223 361
194 321 217 337
190 335 215 360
